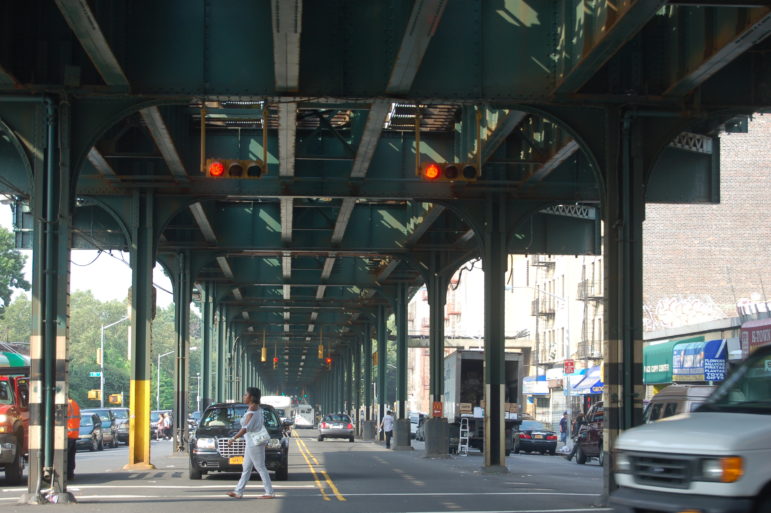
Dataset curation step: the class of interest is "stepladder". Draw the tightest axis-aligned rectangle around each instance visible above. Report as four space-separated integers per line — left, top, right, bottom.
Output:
458 417 470 456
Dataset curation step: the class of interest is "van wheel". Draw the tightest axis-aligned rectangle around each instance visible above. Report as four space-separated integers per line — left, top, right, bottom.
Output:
317 436 324 442
349 436 354 443
575 446 587 464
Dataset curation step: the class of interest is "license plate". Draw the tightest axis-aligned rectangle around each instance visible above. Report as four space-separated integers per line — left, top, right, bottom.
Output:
534 435 543 439
332 424 343 428
229 456 244 465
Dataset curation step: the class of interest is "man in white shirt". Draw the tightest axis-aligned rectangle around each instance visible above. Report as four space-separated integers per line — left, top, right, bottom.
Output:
379 410 395 449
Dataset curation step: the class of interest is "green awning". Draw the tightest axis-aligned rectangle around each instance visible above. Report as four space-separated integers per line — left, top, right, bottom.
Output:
643 336 704 384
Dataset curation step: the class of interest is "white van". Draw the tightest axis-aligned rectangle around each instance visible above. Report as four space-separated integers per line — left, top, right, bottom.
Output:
610 344 771 513
643 384 717 423
294 404 314 428
261 395 295 423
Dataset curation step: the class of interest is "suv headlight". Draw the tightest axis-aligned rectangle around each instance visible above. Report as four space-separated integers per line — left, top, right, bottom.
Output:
195 438 216 450
614 452 632 473
266 438 282 450
700 457 743 483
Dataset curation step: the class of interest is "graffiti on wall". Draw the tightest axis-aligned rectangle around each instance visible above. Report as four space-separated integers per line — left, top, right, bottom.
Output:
644 295 727 332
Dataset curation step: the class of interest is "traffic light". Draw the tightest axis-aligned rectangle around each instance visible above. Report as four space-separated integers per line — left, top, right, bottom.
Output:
324 356 332 370
108 393 122 405
273 356 279 369
317 343 324 359
87 389 101 401
96 348 102 365
418 162 478 182
206 158 266 178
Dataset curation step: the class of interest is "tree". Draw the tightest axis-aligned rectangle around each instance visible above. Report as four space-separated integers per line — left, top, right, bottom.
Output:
0 227 30 316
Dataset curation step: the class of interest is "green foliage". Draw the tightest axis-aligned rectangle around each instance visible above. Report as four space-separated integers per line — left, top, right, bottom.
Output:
0 291 203 410
0 227 30 315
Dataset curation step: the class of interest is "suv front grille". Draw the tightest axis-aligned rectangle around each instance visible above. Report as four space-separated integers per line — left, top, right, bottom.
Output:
631 454 694 489
216 438 245 458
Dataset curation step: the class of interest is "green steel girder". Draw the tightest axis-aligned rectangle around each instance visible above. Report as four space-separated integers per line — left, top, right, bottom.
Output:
1 0 768 396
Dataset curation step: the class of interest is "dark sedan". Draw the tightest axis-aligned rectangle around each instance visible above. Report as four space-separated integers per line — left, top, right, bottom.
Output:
77 413 103 452
513 420 557 455
189 403 289 481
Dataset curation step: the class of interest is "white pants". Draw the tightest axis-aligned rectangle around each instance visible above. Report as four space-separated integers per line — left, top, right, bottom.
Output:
234 442 273 495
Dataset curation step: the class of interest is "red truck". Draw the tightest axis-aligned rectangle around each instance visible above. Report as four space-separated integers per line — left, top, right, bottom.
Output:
0 358 30 485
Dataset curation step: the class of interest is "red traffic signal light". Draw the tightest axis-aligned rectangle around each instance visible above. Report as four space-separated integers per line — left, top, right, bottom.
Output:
273 356 279 369
205 158 266 178
324 357 332 369
418 162 478 182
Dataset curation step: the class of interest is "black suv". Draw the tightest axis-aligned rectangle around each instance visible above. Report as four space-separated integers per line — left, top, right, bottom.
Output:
189 403 290 480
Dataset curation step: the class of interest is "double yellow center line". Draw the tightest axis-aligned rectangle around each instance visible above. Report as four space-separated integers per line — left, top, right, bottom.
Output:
292 432 346 501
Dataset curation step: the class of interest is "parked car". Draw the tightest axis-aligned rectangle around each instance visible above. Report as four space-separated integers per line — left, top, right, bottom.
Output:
574 401 603 465
513 420 558 455
109 407 129 444
81 408 119 448
189 403 289 480
77 413 103 452
408 412 425 439
643 384 716 423
318 413 354 442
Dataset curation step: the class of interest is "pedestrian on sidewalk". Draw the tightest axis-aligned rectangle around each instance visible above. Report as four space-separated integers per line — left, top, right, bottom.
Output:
565 412 586 461
379 410 394 449
559 411 569 444
226 387 274 499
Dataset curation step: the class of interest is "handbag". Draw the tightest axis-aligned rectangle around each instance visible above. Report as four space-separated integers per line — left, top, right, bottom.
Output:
246 425 270 446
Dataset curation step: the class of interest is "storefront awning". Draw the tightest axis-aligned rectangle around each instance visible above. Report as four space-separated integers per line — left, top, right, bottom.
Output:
572 366 604 395
644 336 704 384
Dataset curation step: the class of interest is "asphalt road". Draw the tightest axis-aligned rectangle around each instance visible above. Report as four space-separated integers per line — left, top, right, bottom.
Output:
0 430 609 513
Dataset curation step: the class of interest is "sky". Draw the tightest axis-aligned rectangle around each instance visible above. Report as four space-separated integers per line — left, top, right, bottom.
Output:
0 205 174 308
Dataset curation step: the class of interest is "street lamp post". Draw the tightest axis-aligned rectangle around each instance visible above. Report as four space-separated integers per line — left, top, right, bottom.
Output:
100 316 129 408
156 351 174 410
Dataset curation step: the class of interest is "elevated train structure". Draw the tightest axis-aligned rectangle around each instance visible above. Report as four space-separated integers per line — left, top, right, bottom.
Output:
0 0 769 503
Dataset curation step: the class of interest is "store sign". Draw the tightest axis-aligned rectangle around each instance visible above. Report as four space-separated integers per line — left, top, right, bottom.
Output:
741 319 771 357
522 376 549 395
672 339 727 382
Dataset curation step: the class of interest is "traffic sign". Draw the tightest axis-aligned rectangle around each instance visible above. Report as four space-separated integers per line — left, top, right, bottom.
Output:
563 359 575 375
89 371 102 377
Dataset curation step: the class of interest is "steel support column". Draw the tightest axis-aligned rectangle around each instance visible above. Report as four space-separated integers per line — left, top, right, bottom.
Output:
354 336 362 428
344 348 353 415
25 97 73 502
216 304 225 402
396 283 408 419
201 282 213 411
364 324 372 421
376 305 387 431
125 190 156 470
602 110 645 496
482 194 508 471
427 258 449 407
172 252 192 453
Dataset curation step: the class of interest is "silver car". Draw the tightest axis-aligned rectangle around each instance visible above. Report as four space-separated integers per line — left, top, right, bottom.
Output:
318 413 354 442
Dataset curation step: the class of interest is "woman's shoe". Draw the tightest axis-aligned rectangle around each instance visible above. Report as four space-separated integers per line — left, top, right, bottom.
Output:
227 492 243 499
260 494 275 499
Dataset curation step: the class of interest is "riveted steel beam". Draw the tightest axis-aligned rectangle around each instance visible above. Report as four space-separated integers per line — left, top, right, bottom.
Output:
522 141 580 185
55 0 130 89
555 1 667 94
663 6 771 96
387 0 449 94
272 0 303 92
87 148 120 183
139 107 189 183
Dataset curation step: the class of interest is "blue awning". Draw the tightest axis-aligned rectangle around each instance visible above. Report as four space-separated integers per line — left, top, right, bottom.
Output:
572 366 604 395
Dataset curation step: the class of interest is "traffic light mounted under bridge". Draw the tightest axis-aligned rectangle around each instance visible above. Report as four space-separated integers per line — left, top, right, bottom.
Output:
418 162 478 182
206 158 266 178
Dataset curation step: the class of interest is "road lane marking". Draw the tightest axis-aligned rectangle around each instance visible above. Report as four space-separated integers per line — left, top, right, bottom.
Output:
293 433 331 501
294 434 346 501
